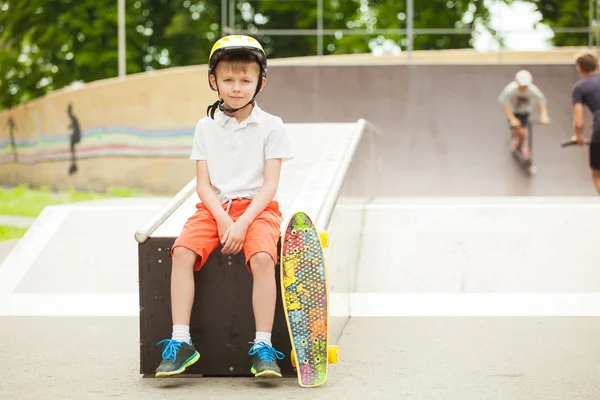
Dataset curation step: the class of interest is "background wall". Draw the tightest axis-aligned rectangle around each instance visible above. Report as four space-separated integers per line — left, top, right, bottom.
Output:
0 48 588 194
0 66 215 194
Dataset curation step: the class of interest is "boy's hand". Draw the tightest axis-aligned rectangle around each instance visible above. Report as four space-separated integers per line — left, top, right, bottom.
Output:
540 114 550 124
575 134 586 146
510 117 521 127
221 220 250 255
216 215 234 242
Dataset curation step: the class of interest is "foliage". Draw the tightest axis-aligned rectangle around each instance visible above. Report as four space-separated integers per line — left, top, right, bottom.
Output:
234 0 499 56
0 0 219 109
528 0 592 46
0 0 593 110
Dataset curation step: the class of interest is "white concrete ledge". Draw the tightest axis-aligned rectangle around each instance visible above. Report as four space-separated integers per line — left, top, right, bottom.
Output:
346 293 600 317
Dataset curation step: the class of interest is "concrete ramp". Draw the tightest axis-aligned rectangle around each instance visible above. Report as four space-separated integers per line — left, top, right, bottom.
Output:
0 121 376 320
0 199 169 316
341 197 600 317
259 64 597 196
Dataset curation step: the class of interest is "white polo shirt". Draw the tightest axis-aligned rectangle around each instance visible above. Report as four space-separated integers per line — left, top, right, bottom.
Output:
190 104 294 204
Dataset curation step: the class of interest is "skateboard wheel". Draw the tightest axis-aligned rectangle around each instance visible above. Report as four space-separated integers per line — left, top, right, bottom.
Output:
318 231 329 248
290 350 297 368
327 345 340 364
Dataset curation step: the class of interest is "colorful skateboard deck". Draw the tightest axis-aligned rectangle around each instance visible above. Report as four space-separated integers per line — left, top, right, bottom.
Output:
280 211 338 387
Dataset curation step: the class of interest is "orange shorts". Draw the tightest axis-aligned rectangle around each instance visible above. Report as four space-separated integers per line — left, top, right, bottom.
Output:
171 199 282 272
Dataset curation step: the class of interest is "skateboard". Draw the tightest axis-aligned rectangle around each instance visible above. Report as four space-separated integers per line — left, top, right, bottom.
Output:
280 211 339 388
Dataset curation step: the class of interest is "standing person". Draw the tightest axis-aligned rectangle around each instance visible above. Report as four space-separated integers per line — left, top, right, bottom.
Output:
498 69 550 158
571 50 600 194
154 35 294 379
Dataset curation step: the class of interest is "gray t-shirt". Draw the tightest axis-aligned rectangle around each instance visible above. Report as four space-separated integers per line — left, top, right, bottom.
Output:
572 73 600 143
498 82 547 115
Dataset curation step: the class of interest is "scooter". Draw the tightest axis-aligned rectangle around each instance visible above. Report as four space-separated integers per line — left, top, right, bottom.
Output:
561 135 591 147
511 119 550 175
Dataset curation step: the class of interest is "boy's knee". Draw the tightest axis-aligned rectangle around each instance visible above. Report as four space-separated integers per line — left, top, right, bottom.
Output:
171 246 197 268
249 252 275 272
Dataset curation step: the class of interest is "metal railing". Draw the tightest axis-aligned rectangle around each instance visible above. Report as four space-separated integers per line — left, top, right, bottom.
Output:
220 0 600 62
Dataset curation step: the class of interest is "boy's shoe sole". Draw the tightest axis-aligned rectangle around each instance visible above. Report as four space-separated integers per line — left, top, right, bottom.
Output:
155 351 200 377
251 366 282 378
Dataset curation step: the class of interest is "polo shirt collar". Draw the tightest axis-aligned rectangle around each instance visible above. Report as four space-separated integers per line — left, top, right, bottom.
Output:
214 103 263 126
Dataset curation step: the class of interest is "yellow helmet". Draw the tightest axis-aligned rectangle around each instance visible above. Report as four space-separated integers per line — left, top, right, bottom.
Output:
208 35 267 91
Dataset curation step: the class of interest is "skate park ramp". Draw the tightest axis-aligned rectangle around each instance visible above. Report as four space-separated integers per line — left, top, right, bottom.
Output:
2 62 600 399
0 121 371 319
0 120 387 398
259 63 596 196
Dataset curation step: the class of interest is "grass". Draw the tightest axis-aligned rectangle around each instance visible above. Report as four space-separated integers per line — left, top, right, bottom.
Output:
0 184 161 242
0 184 154 218
0 225 28 241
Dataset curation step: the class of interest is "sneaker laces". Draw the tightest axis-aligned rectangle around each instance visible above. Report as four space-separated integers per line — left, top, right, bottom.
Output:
158 339 183 363
248 342 285 362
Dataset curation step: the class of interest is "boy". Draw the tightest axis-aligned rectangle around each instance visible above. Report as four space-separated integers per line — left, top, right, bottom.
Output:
155 35 294 378
571 50 600 195
498 69 550 158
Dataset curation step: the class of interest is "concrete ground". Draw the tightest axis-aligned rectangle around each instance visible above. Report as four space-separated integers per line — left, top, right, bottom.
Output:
1 316 599 399
1 196 600 399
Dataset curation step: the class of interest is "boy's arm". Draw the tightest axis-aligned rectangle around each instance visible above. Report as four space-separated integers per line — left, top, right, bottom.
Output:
195 160 229 224
220 158 281 254
236 158 282 227
237 118 292 226
499 86 519 125
503 105 520 126
573 103 585 136
503 105 516 119
532 86 549 121
572 85 586 141
190 121 230 224
538 103 549 122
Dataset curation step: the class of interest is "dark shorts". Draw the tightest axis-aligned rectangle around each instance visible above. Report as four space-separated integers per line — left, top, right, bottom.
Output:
590 143 600 170
508 113 529 129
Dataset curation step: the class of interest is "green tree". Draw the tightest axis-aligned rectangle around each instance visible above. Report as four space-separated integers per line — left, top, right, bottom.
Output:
0 0 144 108
0 0 220 110
226 0 361 58
0 0 519 111
525 0 592 46
233 0 503 56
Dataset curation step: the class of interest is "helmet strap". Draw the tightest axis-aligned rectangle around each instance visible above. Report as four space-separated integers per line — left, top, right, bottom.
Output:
218 98 255 114
207 79 263 119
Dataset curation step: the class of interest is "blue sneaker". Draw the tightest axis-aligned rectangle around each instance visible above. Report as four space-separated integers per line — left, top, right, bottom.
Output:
248 341 285 378
155 339 200 377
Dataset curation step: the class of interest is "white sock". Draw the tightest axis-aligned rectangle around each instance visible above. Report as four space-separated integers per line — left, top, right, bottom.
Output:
254 332 272 346
172 324 191 344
